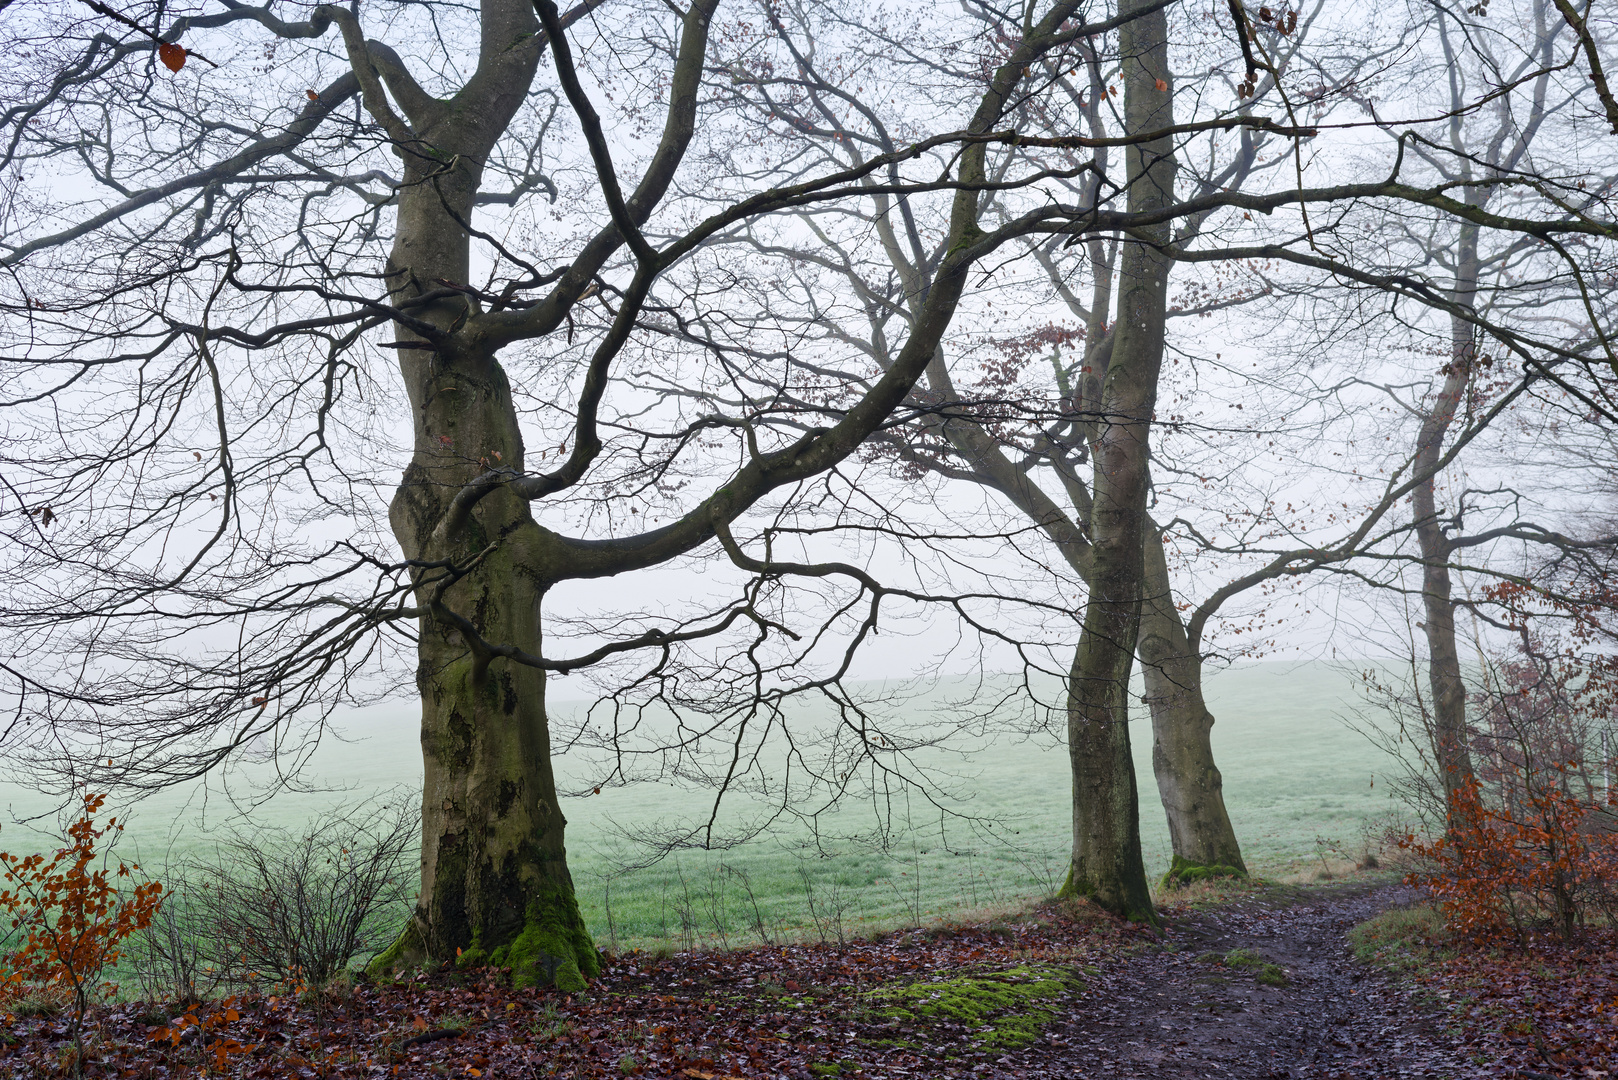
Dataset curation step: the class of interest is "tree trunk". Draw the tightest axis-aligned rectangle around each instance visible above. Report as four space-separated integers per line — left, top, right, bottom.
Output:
365 2 597 989
1415 221 1479 827
1059 0 1173 924
1138 516 1247 882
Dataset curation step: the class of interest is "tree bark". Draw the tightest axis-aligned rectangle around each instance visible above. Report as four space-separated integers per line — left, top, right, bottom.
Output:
365 0 596 988
1059 0 1173 924
1138 516 1247 881
1415 220 1479 827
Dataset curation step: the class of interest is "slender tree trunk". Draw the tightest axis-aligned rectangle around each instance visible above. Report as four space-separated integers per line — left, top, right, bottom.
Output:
1138 516 1247 881
366 1 597 988
1415 221 1479 827
1059 0 1173 924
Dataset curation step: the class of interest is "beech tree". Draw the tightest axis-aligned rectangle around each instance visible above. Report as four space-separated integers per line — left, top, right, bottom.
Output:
617 0 1618 919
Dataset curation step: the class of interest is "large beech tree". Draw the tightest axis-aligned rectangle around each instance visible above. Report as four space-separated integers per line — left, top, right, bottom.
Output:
621 0 1618 918
673 0 1258 893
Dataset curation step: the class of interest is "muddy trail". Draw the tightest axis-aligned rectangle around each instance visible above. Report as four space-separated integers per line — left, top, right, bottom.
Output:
1005 883 1476 1079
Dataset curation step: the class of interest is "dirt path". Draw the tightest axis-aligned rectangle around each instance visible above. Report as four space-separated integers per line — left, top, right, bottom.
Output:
998 884 1478 1079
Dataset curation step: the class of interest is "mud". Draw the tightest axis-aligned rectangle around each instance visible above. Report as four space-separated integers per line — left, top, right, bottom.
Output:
1000 884 1481 1079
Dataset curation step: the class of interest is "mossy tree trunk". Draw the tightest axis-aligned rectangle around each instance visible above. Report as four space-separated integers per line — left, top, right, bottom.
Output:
356 0 1080 983
1059 0 1173 925
360 0 596 988
1138 517 1247 881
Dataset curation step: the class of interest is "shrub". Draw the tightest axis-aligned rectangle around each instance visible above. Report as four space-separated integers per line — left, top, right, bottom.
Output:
122 864 231 1006
0 793 164 1073
141 795 416 989
1402 771 1615 944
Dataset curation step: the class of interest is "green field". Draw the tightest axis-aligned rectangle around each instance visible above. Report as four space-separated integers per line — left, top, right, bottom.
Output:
0 660 1406 954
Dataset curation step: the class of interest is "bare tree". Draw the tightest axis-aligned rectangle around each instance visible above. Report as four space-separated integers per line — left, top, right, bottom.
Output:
648 0 1618 917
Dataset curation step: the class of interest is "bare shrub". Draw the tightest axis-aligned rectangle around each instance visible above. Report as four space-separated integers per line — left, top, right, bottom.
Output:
123 866 229 1006
134 796 416 991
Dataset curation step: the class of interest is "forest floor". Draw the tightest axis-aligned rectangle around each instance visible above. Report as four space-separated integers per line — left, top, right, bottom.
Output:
1 877 1612 1078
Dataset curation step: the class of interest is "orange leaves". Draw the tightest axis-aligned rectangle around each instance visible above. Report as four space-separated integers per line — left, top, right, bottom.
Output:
0 793 163 1030
1154 78 1168 92
157 41 187 72
1404 771 1612 945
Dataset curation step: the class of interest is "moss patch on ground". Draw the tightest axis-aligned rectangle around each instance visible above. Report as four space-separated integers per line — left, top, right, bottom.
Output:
865 964 1076 1051
1209 947 1289 986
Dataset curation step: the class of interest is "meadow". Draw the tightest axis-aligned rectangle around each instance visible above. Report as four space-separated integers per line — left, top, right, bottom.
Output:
0 660 1407 954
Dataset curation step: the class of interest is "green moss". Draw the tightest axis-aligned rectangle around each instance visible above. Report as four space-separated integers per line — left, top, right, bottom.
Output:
867 965 1075 1051
1215 948 1288 985
366 884 599 992
1056 864 1086 899
456 939 489 969
505 884 601 992
1056 864 1159 926
1256 963 1289 987
366 917 427 979
1159 856 1246 890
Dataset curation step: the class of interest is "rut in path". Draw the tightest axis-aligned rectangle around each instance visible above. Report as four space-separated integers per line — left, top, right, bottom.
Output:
996 884 1478 1079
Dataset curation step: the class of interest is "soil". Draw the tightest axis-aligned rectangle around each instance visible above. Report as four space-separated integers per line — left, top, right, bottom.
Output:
1010 882 1479 1079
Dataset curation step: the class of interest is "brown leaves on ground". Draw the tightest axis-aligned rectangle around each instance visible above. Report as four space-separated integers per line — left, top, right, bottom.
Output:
1417 926 1618 1076
0 903 1134 1079
0 890 1613 1077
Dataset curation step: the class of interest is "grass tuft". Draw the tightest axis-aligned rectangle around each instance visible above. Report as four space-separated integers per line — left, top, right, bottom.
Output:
1347 903 1452 974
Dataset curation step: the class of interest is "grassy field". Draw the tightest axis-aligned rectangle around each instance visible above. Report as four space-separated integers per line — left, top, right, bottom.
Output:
0 660 1406 954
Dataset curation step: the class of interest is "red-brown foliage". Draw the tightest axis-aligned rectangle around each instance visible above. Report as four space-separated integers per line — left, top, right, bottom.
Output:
0 794 164 1071
1403 772 1616 943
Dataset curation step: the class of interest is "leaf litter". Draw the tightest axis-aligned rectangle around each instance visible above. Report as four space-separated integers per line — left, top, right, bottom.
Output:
0 883 1610 1077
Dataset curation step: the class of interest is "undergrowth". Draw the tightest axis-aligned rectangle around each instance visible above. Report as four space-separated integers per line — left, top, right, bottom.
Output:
1347 903 1454 974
